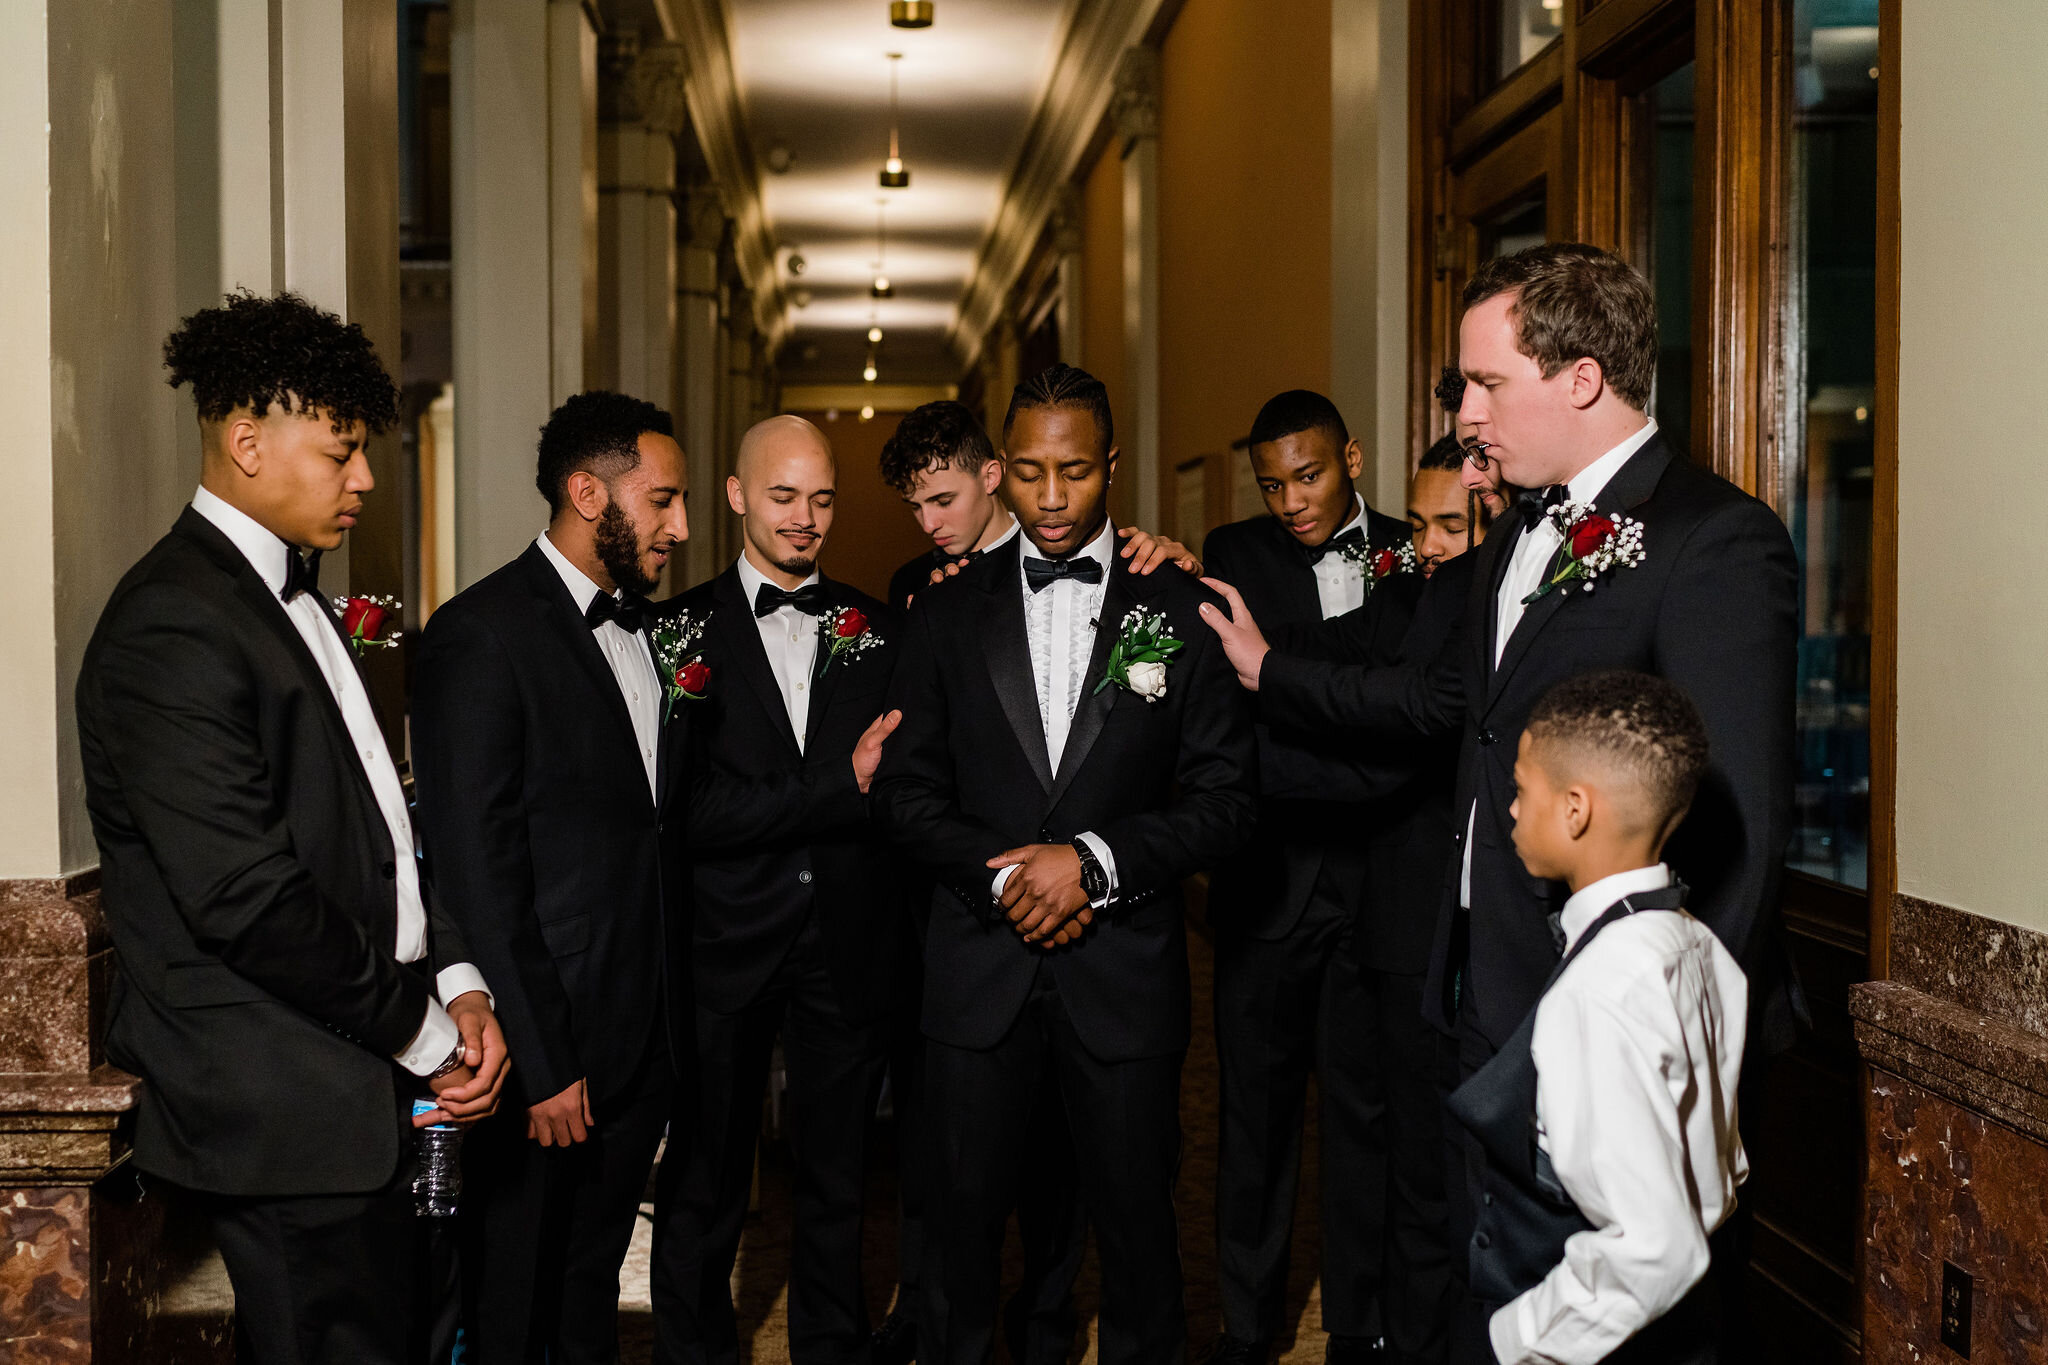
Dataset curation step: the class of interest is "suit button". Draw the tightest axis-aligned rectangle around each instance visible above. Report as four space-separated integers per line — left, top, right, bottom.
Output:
798 870 814 885
380 861 397 879
1474 1231 1491 1250
1483 1192 1494 1206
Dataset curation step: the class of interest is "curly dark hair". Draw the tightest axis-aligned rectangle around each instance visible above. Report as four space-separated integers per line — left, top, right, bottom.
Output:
162 291 400 433
1433 365 1466 414
879 400 996 494
1525 670 1708 832
536 390 675 514
1003 363 1113 456
1248 389 1348 451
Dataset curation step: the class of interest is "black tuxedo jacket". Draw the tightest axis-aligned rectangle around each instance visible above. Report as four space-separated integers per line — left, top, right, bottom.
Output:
888 548 947 613
77 507 468 1197
1262 433 1801 1053
872 539 1259 1063
410 543 847 1107
1200 508 1416 947
670 567 896 1021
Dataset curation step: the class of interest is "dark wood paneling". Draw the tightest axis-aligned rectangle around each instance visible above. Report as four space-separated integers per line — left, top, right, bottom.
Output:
1868 0 1900 979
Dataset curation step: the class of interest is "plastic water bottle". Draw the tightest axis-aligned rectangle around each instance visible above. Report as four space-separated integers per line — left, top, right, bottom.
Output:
411 1098 464 1218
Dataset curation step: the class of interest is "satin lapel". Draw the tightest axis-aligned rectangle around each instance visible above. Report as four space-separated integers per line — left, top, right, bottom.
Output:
978 543 1054 792
1045 555 1146 808
519 548 647 774
711 568 804 758
1486 438 1674 708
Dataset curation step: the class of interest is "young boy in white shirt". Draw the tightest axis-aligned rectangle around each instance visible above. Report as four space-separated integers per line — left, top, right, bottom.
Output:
1449 669 1748 1365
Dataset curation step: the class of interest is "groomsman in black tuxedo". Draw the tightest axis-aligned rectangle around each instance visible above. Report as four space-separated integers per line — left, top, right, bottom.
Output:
875 363 1259 1365
78 292 508 1364
653 415 905 1365
413 393 880 1363
1200 244 1799 1363
884 398 1020 609
1196 389 1412 1365
876 402 1083 1365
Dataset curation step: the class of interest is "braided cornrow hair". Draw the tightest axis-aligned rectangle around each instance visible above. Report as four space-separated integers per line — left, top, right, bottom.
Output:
1002 363 1114 456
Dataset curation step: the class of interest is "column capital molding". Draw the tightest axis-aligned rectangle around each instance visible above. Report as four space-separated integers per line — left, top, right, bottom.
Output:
946 0 1172 370
1111 45 1161 148
631 42 690 140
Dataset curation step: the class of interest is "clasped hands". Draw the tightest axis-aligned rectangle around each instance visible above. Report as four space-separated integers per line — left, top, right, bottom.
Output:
987 843 1095 947
413 989 511 1129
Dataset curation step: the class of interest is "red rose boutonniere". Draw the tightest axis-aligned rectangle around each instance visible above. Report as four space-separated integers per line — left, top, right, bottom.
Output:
650 611 709 723
332 594 403 656
818 605 884 677
1522 500 1648 604
1338 537 1418 597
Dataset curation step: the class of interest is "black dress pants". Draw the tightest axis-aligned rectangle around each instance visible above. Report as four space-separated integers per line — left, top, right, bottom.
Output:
922 960 1185 1365
206 1146 420 1365
654 919 888 1365
1214 895 1451 1357
460 1033 674 1365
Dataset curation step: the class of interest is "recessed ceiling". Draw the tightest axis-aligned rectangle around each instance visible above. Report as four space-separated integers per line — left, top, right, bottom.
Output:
725 0 1072 386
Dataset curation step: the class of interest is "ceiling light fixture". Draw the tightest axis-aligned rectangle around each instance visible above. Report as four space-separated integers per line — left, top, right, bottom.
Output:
890 1 933 29
879 54 910 188
860 405 876 422
871 200 895 297
863 362 879 383
868 326 884 344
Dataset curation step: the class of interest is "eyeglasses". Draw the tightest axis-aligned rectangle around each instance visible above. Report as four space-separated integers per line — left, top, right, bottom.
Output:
1461 440 1496 472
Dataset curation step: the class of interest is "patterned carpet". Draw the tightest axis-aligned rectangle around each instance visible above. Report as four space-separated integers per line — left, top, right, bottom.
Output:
620 914 1336 1364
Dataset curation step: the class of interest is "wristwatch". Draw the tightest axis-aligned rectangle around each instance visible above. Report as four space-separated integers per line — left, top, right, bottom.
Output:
427 1045 466 1080
1071 839 1110 904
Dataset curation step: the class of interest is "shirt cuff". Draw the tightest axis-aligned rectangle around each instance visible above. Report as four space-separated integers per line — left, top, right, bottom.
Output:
992 863 1018 899
1076 831 1118 908
435 963 492 1012
1487 1296 1527 1365
395 999 460 1077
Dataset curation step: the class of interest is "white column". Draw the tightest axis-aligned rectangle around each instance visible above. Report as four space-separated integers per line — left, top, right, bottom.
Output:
1332 0 1410 514
1115 47 1162 533
598 37 681 407
677 187 725 589
450 0 596 587
2 0 187 875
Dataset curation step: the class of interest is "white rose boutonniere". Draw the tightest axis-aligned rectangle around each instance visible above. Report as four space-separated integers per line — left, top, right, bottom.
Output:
1095 607 1184 703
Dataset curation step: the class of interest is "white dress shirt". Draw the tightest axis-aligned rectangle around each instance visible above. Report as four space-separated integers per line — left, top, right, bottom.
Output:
190 487 489 1076
536 533 662 798
1489 862 1750 1365
735 552 824 754
1311 494 1369 620
1461 420 1659 907
991 523 1120 907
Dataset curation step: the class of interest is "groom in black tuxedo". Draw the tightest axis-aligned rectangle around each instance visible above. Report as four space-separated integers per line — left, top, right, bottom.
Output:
1201 244 1799 1362
653 415 904 1365
875 363 1258 1365
77 292 508 1365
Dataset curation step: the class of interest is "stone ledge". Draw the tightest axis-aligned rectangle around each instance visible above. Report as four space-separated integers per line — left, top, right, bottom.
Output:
1851 979 2048 1144
0 1065 138 1184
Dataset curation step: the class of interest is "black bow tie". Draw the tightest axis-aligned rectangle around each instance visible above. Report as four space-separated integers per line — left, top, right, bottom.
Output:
585 591 652 634
1518 484 1570 531
1023 555 1105 593
1304 525 1365 565
754 582 829 618
281 549 323 604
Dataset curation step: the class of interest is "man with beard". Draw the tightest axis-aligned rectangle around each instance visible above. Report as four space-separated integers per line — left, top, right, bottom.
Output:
653 415 904 1365
413 394 891 1362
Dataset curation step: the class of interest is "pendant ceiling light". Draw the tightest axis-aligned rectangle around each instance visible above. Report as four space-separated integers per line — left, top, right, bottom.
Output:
879 54 910 189
870 200 895 298
890 1 934 29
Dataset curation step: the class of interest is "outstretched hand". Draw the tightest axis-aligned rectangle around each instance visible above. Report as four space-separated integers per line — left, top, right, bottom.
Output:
1196 577 1270 692
1118 526 1202 577
853 709 904 793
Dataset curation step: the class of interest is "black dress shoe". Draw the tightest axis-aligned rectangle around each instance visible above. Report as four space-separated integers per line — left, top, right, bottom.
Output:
871 1309 918 1365
1201 1335 1271 1365
1324 1335 1387 1363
